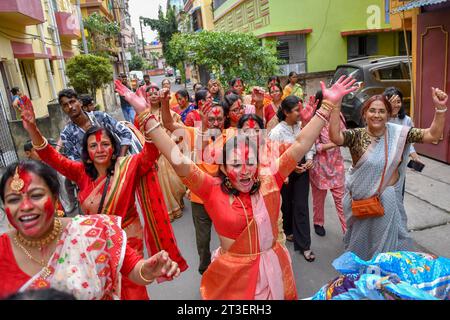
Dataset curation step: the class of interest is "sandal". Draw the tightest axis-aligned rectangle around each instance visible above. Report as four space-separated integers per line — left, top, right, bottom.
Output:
301 250 315 262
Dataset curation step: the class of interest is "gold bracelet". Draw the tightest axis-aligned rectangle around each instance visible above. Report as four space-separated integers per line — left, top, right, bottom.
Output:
145 122 161 136
321 100 337 111
139 262 154 284
32 137 48 150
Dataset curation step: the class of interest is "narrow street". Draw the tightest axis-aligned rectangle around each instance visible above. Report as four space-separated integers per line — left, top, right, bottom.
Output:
147 148 450 300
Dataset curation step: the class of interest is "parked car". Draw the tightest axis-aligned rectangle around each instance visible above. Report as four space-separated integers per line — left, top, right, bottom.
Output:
331 56 412 127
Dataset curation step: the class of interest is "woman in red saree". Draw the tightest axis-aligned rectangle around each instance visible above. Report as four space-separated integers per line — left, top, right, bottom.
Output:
18 101 187 300
116 75 358 299
0 160 180 300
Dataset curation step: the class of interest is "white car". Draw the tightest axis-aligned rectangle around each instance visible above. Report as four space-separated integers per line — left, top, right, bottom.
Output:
129 70 144 81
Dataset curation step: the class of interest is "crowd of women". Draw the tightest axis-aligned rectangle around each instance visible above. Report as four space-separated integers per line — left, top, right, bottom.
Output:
0 69 447 300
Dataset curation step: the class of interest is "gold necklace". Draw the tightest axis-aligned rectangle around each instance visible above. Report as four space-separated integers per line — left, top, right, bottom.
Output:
13 235 53 279
16 218 62 248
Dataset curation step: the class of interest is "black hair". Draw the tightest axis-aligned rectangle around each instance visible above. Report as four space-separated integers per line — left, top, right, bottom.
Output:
267 76 281 86
58 88 78 105
268 83 283 94
313 90 324 114
161 78 171 86
229 77 244 89
79 94 94 107
24 140 33 153
145 84 160 92
383 87 405 119
222 92 242 129
237 113 264 130
143 74 150 79
5 288 76 300
288 71 298 79
277 95 300 121
81 126 120 180
11 87 20 96
176 89 189 99
193 83 203 90
219 135 260 196
195 89 209 106
0 160 60 202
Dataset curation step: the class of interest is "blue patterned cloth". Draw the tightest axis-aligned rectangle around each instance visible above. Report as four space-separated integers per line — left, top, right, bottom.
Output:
60 111 132 161
312 251 450 300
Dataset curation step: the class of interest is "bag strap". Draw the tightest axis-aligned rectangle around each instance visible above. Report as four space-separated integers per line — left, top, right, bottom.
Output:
97 174 111 215
376 130 389 196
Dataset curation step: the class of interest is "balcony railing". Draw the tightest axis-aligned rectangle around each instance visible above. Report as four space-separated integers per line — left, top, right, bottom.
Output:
0 0 44 26
55 10 81 39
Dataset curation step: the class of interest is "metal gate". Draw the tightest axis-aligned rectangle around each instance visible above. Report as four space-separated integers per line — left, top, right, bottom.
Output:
0 91 18 168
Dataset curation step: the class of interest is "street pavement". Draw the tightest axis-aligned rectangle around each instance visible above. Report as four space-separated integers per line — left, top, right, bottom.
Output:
147 147 450 300
111 76 450 299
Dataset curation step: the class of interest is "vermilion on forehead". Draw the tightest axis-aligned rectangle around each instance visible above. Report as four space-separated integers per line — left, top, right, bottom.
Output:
18 168 33 193
212 108 221 116
95 131 103 143
248 118 256 128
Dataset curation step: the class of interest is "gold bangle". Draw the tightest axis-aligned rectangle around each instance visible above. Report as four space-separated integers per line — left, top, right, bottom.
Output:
145 122 161 136
321 100 337 111
139 262 154 284
32 137 48 150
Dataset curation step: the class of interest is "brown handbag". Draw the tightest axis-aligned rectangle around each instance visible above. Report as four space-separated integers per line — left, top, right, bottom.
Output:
351 131 388 219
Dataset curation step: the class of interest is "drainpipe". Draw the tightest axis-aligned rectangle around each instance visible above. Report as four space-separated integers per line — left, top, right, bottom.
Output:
46 0 68 88
76 0 89 54
37 23 58 100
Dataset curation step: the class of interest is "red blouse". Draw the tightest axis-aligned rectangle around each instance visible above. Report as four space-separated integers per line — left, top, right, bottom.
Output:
182 165 286 240
0 233 141 299
36 141 159 215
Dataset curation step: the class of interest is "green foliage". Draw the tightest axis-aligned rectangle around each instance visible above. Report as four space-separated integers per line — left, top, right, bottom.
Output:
66 54 113 99
83 12 120 55
141 5 179 66
169 31 280 87
128 52 145 71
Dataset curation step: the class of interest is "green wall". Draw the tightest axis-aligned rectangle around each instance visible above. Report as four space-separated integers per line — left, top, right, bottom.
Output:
214 0 396 73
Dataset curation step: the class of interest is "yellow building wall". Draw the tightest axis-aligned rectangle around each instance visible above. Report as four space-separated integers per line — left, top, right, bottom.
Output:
0 0 79 119
194 0 214 31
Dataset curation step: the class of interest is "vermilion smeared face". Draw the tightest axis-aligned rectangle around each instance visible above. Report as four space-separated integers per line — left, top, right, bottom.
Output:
146 87 160 105
3 170 57 238
233 80 244 95
87 131 114 166
225 144 258 193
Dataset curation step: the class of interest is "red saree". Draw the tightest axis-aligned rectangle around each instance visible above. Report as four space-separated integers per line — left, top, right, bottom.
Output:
36 141 188 299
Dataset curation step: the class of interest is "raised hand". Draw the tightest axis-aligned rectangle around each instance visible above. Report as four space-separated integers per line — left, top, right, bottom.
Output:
160 88 171 106
431 87 448 108
320 75 358 106
114 79 147 114
251 87 265 107
17 97 37 133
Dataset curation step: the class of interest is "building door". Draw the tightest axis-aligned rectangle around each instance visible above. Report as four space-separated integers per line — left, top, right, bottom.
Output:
415 8 450 163
0 63 19 167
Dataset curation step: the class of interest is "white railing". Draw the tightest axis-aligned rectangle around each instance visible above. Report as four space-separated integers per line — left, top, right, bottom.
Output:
279 62 307 76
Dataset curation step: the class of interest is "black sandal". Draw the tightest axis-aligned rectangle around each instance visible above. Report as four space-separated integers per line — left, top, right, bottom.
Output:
301 250 315 262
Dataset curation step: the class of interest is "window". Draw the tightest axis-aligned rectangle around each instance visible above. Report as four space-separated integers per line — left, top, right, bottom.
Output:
276 35 307 75
18 60 41 100
192 8 203 32
347 35 378 59
213 0 227 11
375 64 404 80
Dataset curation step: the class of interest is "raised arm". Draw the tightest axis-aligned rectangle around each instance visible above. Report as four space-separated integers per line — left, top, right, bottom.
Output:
18 101 84 183
420 87 448 143
115 80 192 177
160 89 184 133
284 76 357 164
